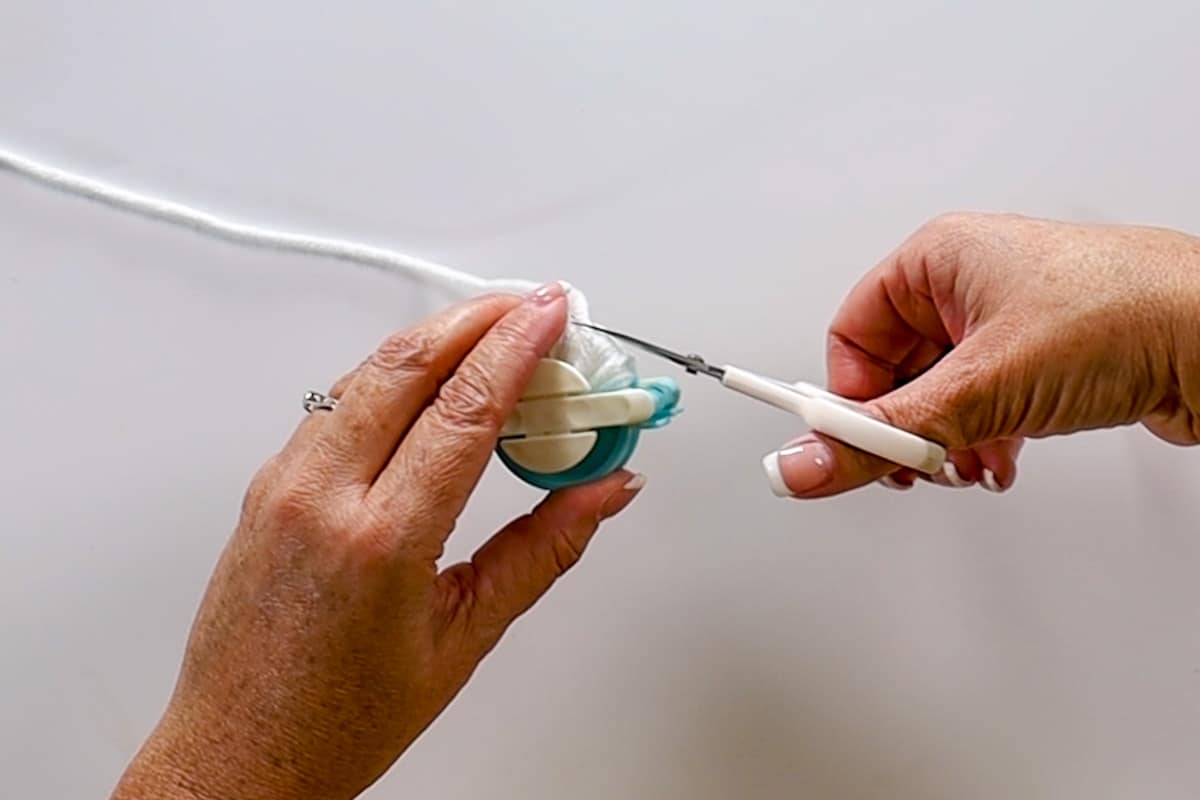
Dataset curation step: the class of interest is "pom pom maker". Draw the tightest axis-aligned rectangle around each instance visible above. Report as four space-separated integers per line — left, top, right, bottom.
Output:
496 359 680 490
303 358 679 491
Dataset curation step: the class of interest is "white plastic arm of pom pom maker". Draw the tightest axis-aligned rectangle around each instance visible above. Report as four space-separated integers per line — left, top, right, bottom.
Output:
498 359 657 473
719 366 946 473
500 389 656 438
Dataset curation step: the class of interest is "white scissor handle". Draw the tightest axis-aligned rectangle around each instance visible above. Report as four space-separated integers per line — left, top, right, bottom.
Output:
719 366 945 473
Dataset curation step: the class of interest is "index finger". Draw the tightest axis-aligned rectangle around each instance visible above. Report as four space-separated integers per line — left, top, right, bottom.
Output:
304 293 523 486
368 283 570 546
826 230 955 400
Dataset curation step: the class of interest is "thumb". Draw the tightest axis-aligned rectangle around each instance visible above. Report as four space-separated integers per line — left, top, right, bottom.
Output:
439 469 644 649
763 336 1003 498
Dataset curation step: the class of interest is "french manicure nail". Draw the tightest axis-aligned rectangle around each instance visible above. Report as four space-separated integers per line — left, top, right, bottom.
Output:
600 473 645 518
762 452 793 498
623 473 647 491
880 475 912 491
943 461 972 488
763 441 834 498
928 470 953 488
527 281 566 304
982 469 1004 493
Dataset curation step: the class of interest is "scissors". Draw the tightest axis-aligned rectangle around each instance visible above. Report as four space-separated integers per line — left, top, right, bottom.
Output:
573 321 946 474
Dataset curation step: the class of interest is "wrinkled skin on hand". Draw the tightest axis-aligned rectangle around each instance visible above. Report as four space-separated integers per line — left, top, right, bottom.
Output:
112 283 644 800
772 213 1200 497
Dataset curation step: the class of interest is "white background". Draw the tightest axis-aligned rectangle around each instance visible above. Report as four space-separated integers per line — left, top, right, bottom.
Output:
4 2 1200 797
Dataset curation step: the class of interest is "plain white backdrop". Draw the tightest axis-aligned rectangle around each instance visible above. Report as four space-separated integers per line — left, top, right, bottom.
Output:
4 2 1200 797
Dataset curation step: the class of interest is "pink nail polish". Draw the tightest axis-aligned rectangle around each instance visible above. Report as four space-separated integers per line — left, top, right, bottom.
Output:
527 281 566 304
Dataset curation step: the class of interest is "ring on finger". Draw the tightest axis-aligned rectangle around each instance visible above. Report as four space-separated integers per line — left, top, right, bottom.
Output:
303 390 338 413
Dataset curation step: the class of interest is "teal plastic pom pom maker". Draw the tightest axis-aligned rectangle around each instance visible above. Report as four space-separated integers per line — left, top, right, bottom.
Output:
303 346 683 492
495 358 681 490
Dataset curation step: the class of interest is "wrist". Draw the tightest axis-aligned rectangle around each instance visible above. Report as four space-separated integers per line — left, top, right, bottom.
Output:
110 707 343 800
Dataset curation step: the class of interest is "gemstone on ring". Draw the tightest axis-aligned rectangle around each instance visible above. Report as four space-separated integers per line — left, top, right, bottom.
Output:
303 391 337 413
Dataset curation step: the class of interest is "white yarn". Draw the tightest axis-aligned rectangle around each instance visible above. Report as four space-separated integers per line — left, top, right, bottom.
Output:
0 145 635 389
548 287 636 390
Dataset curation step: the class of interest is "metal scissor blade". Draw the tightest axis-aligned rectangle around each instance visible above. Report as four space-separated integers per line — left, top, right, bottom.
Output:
571 321 726 380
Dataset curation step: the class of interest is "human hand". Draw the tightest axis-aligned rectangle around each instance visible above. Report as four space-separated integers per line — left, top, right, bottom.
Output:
111 282 645 800
764 213 1200 498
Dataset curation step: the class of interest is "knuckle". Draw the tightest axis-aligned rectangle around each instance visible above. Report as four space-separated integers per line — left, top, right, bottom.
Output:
549 528 586 576
918 392 973 448
435 367 506 432
878 395 964 451
252 453 282 482
921 210 977 236
431 317 543 431
370 329 440 377
882 358 994 448
943 391 1002 447
916 212 983 261
533 507 589 577
350 517 445 578
345 511 397 562
471 291 521 313
478 317 545 377
329 357 369 397
262 478 328 529
489 316 543 358
242 455 280 509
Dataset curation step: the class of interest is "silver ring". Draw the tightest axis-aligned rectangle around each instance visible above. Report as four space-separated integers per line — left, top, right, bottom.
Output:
303 390 338 413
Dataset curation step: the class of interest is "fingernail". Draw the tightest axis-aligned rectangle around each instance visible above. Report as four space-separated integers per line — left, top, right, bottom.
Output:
527 281 566 304
762 440 833 498
928 469 953 488
982 469 1005 493
600 473 645 518
622 473 647 491
762 452 792 498
879 474 912 491
943 461 972 488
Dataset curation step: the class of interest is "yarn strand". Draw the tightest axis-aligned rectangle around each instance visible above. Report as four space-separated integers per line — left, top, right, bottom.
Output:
0 146 511 296
0 143 637 388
